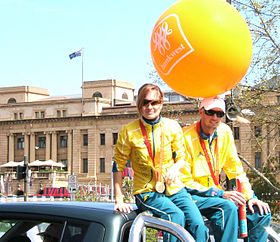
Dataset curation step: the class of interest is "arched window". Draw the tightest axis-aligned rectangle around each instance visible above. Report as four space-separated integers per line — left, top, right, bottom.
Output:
122 92 128 99
8 98 17 104
92 91 102 98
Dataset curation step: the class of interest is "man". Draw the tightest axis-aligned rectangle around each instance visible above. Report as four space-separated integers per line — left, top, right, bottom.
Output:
182 96 271 242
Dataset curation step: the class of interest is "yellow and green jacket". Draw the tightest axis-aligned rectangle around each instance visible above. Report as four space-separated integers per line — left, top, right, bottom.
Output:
182 121 254 201
113 117 189 196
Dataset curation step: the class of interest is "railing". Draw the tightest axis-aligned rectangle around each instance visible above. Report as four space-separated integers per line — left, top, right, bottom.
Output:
129 212 195 242
3 171 69 180
31 171 68 179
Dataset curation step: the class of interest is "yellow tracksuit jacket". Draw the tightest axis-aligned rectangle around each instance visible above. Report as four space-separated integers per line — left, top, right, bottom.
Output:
182 121 254 201
113 117 189 196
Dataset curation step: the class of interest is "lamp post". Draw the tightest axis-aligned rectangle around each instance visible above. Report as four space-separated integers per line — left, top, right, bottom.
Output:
23 155 28 201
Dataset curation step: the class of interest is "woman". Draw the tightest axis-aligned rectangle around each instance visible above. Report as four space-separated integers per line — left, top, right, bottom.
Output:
113 83 208 242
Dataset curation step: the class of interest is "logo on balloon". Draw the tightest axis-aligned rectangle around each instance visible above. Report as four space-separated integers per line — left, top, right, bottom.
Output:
151 14 194 76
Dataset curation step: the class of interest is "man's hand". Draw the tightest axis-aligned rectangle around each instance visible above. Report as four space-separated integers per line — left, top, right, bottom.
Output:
223 190 246 206
247 198 270 215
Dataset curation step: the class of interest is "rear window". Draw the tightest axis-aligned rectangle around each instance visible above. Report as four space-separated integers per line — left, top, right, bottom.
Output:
0 219 89 242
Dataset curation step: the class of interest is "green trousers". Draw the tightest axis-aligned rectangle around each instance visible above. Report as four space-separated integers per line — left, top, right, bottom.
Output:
135 188 209 242
191 194 271 242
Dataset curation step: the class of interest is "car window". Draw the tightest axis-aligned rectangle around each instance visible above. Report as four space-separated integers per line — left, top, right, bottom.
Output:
0 220 16 238
0 219 88 242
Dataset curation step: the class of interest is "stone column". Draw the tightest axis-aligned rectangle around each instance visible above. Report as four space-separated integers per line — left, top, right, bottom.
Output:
45 132 51 160
88 127 97 179
51 131 57 161
66 130 73 172
72 129 81 175
29 133 36 162
8 134 15 161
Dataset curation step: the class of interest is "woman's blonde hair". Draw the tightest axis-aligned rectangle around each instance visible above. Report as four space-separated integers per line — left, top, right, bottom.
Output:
136 83 164 112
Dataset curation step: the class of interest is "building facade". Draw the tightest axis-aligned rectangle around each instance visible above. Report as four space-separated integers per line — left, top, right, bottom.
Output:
0 79 279 195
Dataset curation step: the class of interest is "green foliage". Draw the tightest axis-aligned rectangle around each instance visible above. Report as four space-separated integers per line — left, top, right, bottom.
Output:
146 228 161 242
122 178 134 203
74 187 98 202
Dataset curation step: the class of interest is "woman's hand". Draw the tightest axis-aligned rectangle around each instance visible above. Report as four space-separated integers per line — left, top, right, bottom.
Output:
114 196 133 213
165 161 183 185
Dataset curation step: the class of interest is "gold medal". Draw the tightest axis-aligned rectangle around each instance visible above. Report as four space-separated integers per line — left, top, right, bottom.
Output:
155 181 165 193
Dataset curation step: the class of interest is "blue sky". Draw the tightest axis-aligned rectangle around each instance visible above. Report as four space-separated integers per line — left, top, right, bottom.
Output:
0 0 175 96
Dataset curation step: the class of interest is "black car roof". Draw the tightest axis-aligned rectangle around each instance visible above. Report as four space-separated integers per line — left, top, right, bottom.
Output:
0 202 139 242
0 201 138 223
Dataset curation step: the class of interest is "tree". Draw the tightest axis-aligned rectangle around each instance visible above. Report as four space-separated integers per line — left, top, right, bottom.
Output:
232 0 280 87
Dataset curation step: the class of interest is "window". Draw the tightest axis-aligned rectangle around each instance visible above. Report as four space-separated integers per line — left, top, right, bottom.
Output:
38 136 46 148
254 126 261 137
93 91 102 98
14 112 24 120
233 127 240 140
0 220 90 242
83 134 88 146
7 98 16 104
17 137 24 149
255 152 261 169
100 158 105 173
82 158 88 173
60 135 67 148
122 92 128 99
35 111 45 119
57 110 67 117
113 133 118 145
100 133 105 145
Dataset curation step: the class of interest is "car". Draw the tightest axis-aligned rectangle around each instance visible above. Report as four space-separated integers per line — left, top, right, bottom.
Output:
0 201 195 242
0 201 279 242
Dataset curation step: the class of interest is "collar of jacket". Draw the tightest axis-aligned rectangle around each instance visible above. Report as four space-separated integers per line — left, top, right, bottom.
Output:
142 115 162 126
199 122 218 143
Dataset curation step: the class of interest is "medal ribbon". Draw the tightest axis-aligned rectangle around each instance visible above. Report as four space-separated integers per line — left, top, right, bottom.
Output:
139 120 164 182
196 122 219 186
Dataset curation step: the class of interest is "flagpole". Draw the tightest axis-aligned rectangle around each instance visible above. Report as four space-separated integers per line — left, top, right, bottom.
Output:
81 48 84 115
69 48 84 115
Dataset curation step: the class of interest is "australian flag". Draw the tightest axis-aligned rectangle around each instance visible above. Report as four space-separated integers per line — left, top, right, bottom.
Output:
69 49 82 60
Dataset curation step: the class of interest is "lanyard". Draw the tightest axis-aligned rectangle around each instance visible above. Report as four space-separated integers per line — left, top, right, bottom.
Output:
139 120 164 182
196 122 219 186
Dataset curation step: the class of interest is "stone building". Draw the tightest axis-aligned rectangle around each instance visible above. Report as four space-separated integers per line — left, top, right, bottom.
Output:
0 79 279 195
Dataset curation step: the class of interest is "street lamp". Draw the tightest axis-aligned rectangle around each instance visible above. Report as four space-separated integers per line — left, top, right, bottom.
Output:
23 155 28 201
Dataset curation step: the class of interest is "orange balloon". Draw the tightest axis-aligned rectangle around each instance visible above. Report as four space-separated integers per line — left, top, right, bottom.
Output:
151 0 252 98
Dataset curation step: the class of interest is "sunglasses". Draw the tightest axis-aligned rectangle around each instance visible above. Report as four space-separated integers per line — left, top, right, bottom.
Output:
143 99 162 107
204 109 225 118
